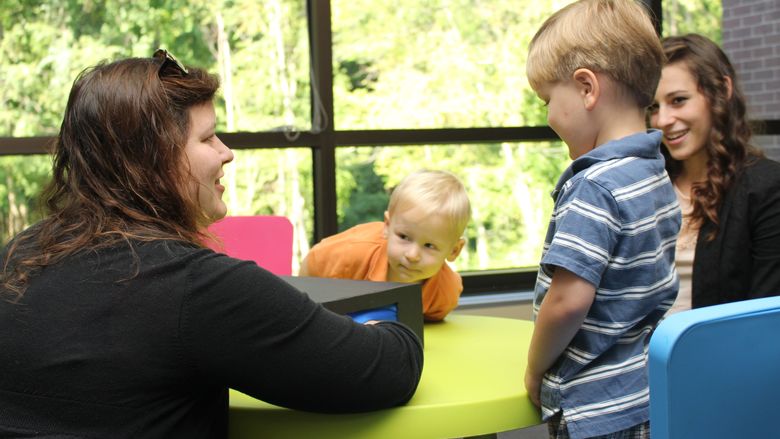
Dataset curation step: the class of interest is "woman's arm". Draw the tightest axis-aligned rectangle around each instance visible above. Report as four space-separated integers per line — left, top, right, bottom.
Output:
747 160 780 298
180 253 423 413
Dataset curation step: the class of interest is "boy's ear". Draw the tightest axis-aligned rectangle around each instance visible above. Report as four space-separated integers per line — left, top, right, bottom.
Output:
383 211 390 238
573 68 600 111
446 237 466 262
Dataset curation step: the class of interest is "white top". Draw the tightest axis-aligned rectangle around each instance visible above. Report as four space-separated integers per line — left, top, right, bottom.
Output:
666 184 699 316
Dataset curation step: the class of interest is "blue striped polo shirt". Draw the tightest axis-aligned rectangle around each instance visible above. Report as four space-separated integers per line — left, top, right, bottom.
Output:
533 130 681 439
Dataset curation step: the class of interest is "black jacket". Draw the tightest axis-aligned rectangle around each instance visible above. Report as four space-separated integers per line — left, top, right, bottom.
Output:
692 156 780 307
0 239 423 439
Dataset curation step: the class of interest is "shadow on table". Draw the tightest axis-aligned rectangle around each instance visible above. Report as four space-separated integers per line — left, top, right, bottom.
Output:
452 423 546 439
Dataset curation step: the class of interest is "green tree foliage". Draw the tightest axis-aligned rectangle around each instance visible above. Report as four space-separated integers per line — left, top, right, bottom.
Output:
1 0 724 272
0 0 315 265
0 155 50 241
663 0 722 43
338 155 390 232
332 0 555 129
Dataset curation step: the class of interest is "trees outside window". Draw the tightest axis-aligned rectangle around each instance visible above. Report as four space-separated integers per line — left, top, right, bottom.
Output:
0 0 724 283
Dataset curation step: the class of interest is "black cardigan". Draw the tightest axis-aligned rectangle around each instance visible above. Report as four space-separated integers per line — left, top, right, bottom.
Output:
692 156 780 307
0 240 423 439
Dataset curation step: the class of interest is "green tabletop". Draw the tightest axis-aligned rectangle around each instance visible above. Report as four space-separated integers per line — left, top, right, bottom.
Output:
229 314 541 439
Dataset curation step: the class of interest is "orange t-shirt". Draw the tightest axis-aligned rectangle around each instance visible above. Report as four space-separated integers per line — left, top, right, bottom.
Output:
303 222 462 321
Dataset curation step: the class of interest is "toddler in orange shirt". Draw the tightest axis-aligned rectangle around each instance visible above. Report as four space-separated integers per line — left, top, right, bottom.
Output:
300 170 471 321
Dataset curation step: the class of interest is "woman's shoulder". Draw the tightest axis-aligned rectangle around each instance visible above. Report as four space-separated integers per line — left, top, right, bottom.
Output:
745 154 780 169
133 239 282 295
738 155 780 187
730 155 780 212
135 239 248 269
133 238 202 260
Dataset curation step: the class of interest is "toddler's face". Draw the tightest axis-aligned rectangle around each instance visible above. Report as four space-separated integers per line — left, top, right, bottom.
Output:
384 207 463 284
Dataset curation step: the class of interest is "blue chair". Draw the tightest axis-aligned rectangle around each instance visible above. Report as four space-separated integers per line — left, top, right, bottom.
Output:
648 296 780 439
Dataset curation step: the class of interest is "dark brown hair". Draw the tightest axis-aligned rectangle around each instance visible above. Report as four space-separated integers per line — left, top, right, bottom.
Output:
661 34 763 238
2 55 220 300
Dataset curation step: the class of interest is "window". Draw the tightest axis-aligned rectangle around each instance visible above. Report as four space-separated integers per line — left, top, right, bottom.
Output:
0 0 313 245
3 0 752 294
0 155 50 239
331 0 562 130
223 147 314 275
662 0 722 43
336 142 568 272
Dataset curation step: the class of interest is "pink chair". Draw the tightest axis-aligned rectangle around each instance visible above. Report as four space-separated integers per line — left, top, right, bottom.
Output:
206 215 294 275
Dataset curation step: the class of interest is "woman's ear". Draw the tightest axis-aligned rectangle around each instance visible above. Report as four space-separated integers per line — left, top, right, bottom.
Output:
724 75 733 100
573 68 600 111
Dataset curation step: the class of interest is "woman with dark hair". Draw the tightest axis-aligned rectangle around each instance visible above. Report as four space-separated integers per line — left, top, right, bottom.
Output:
0 51 422 438
649 33 780 313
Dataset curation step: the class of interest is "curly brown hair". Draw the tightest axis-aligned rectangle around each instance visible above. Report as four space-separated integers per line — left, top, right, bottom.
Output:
660 34 764 239
1 54 220 300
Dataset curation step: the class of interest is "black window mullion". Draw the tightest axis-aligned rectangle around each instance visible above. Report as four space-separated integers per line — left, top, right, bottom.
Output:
640 0 663 35
334 126 559 147
308 0 338 243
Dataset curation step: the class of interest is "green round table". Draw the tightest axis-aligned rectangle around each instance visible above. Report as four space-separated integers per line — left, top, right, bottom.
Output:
229 314 541 439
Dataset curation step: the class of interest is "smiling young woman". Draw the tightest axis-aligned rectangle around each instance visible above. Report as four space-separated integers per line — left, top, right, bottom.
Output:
649 33 780 313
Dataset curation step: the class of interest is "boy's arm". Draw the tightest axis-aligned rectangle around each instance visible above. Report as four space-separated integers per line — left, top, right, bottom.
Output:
524 267 596 408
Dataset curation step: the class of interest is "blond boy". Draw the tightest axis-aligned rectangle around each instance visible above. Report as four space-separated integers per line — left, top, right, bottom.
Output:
524 1 681 438
300 170 470 321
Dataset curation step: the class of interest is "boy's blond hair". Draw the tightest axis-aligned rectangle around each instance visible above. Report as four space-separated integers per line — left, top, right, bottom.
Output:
526 0 663 108
387 170 471 238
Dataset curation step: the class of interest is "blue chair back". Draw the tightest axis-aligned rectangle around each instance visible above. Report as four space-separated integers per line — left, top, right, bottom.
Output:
649 296 780 438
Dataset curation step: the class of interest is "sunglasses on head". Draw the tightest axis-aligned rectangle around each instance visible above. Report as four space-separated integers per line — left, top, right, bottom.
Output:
153 49 189 76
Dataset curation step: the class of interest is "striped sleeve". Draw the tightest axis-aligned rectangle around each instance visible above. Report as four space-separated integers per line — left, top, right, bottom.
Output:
541 178 619 287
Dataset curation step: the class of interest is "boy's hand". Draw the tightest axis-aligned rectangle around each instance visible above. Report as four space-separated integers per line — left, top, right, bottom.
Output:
525 267 596 409
524 369 542 408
